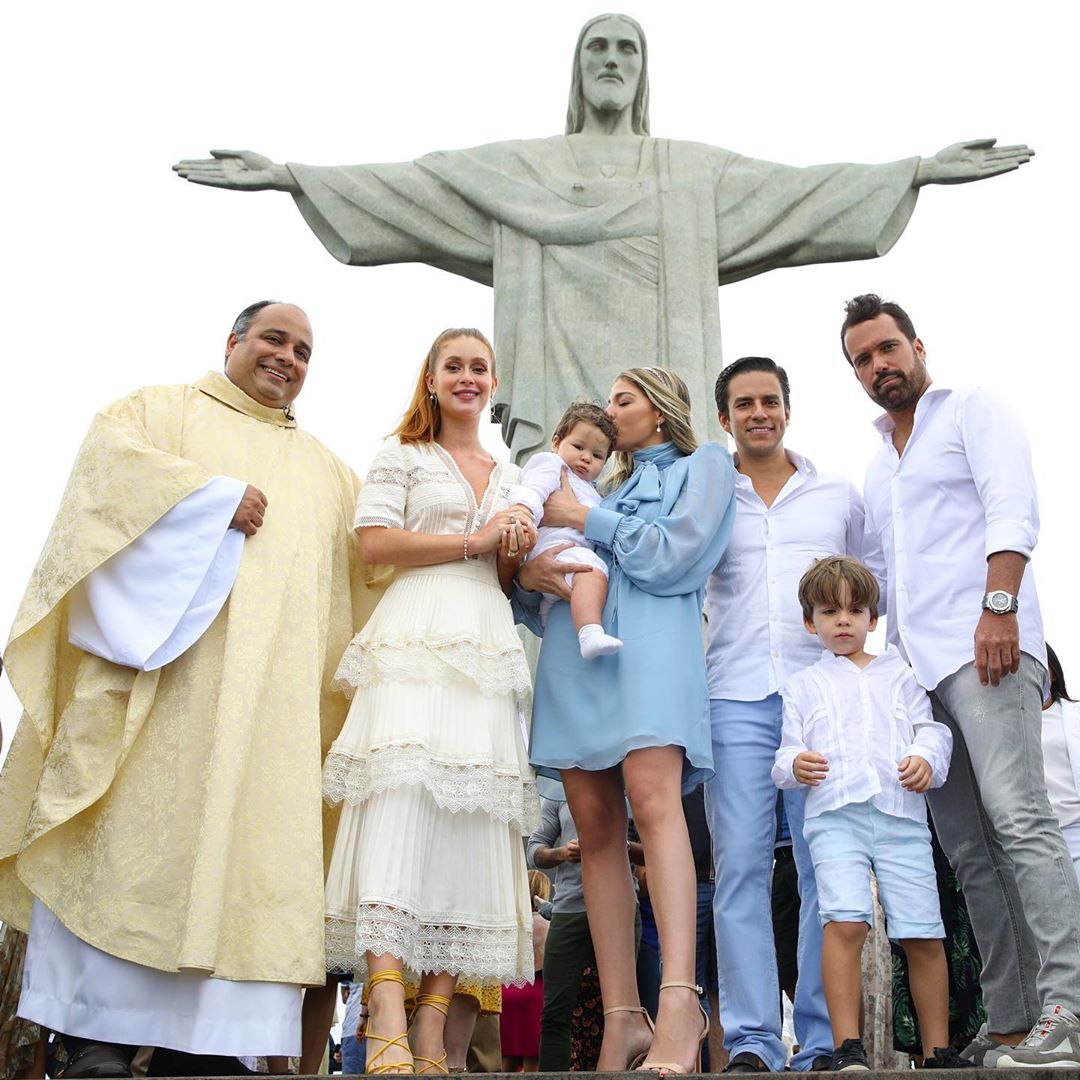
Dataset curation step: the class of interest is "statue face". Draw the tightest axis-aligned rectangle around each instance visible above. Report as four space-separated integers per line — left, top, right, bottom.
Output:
578 16 642 119
224 303 312 409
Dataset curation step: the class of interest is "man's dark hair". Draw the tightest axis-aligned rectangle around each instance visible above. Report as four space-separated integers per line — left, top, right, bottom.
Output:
714 356 791 417
840 293 919 364
552 399 618 455
231 299 282 340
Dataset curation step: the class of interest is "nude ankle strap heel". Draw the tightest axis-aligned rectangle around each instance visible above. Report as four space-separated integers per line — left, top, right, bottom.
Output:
636 982 708 1075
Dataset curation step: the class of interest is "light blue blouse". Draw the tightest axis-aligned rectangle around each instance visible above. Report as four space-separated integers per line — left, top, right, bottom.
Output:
522 441 737 791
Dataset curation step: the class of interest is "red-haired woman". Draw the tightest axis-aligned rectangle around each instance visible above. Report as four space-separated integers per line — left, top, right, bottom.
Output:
322 329 539 1074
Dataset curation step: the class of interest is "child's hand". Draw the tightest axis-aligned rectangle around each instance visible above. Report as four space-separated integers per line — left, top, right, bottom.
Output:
794 751 829 786
898 755 932 793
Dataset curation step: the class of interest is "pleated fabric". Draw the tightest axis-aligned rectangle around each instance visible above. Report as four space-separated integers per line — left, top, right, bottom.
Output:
324 530 537 987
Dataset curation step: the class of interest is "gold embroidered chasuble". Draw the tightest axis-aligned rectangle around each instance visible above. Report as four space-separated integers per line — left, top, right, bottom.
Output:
0 372 388 984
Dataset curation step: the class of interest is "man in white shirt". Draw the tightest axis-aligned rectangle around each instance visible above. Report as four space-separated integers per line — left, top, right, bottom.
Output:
842 292 1080 1069
704 357 863 1072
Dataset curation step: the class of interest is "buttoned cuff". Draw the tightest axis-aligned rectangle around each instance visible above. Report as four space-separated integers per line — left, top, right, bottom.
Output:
584 507 622 548
984 520 1037 561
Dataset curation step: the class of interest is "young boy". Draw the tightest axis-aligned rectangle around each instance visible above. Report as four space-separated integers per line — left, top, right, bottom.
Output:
507 401 622 659
772 556 971 1070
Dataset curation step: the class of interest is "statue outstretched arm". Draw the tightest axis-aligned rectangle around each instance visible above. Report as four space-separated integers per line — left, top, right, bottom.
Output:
172 150 300 194
914 138 1034 186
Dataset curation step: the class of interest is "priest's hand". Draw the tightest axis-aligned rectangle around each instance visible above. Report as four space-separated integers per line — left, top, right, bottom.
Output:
172 150 300 193
231 485 268 536
915 139 1034 186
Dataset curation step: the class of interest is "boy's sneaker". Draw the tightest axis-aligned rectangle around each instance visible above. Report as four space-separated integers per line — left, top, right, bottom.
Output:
830 1039 869 1071
922 1047 977 1069
959 1025 1006 1067
995 1005 1080 1068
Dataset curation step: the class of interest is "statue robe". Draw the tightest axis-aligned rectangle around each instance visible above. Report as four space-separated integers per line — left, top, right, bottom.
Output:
289 136 919 460
0 372 388 985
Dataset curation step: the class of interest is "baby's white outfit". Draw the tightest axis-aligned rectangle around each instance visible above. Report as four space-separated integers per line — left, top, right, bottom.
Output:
507 452 609 622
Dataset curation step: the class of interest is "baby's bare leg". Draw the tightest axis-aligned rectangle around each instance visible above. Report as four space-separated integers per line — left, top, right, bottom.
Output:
570 569 622 659
570 567 609 632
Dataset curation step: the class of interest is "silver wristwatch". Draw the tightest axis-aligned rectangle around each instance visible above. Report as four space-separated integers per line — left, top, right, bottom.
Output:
982 590 1019 615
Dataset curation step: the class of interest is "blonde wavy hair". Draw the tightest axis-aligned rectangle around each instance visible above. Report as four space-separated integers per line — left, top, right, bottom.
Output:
390 328 495 444
603 367 699 492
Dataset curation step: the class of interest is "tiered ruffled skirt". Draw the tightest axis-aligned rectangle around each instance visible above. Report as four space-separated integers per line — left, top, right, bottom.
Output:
323 560 538 986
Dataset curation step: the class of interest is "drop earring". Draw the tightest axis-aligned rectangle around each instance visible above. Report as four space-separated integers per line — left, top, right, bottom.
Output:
656 418 663 433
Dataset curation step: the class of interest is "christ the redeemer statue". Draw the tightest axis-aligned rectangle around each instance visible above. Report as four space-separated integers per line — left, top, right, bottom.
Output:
175 13 1032 462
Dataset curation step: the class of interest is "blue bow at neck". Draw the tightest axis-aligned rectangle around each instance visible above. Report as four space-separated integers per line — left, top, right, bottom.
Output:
615 441 682 514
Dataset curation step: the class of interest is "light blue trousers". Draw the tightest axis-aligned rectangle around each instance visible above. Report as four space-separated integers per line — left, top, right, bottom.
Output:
704 696 832 1070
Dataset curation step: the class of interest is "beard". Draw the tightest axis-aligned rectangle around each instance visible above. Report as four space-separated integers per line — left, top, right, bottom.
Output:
871 363 928 412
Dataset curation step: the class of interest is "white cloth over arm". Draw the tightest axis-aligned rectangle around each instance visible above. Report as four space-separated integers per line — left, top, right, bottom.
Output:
68 476 247 671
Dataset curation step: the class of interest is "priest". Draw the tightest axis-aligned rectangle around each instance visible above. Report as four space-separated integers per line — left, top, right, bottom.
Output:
0 301 388 1072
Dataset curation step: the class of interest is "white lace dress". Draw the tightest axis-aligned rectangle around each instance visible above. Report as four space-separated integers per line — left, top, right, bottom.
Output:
323 437 538 986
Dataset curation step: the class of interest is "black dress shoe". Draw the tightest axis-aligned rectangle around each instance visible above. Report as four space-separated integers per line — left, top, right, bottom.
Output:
725 1051 770 1073
59 1043 133 1079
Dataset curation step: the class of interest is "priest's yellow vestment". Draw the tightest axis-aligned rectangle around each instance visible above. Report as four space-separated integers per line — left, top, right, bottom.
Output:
0 372 387 985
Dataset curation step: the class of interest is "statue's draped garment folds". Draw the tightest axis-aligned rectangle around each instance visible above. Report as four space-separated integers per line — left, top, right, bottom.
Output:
290 137 920 460
0 373 390 984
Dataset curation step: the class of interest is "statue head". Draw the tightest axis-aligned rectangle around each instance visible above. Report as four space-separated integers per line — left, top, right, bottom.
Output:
224 300 311 410
566 13 650 136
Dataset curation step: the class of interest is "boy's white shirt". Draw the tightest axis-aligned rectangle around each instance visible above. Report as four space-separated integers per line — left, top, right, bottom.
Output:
507 451 602 557
773 644 952 823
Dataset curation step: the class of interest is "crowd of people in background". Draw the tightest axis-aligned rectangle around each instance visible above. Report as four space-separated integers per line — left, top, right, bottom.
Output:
1 289 1079 1078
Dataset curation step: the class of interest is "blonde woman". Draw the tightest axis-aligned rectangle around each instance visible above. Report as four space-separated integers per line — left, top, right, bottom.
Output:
323 328 539 1074
520 368 736 1074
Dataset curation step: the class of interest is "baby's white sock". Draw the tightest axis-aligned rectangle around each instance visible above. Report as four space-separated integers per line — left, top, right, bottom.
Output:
578 623 623 659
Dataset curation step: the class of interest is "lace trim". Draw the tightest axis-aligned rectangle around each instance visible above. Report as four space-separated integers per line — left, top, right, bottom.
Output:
326 907 531 987
323 746 541 835
365 465 451 488
333 638 532 702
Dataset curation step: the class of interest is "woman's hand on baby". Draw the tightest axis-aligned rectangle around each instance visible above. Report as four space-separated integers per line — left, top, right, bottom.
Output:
898 755 932 793
473 508 535 555
794 750 829 786
517 542 594 600
542 471 588 531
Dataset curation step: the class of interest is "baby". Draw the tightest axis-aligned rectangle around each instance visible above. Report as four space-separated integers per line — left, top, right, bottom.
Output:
508 401 622 659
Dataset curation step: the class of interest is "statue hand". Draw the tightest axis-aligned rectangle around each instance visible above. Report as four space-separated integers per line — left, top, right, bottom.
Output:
915 138 1034 186
172 149 298 192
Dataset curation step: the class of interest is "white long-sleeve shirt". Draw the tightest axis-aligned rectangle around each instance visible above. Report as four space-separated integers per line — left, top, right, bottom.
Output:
507 451 601 558
862 385 1045 692
704 451 865 700
773 646 952 823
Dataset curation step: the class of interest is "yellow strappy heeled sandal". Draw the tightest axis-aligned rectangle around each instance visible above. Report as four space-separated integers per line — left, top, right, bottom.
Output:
636 981 709 1075
410 993 452 1075
603 1003 656 1070
363 969 415 1075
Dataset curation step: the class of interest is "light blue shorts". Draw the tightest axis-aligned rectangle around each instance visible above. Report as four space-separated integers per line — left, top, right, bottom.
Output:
802 800 944 940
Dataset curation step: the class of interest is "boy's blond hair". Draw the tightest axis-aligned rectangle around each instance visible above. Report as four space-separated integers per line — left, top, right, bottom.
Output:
798 555 880 622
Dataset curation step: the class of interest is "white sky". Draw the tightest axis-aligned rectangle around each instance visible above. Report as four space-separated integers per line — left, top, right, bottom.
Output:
2 0 1076 747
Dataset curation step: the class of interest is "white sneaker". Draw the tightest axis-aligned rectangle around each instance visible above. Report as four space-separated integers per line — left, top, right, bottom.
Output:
995 1005 1080 1068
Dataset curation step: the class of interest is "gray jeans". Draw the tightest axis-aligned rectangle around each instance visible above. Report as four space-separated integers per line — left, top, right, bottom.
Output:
928 654 1080 1032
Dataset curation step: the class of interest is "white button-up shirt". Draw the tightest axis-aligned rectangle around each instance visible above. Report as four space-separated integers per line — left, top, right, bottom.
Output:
862 386 1045 692
773 646 952 823
705 451 865 700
